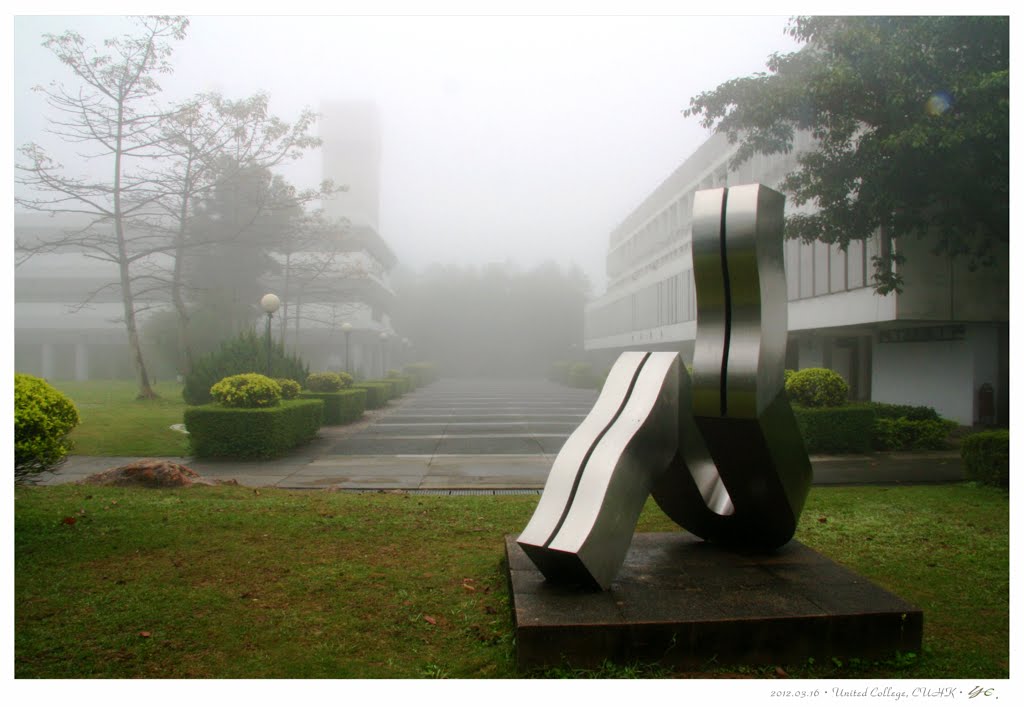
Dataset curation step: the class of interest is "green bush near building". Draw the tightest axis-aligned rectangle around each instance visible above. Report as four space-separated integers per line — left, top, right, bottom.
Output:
873 417 957 451
384 375 413 396
355 381 392 409
14 373 81 483
182 331 309 405
547 361 571 385
403 362 438 387
298 388 366 426
567 362 598 389
184 399 323 459
209 373 282 409
785 368 849 407
792 404 877 454
961 429 1010 488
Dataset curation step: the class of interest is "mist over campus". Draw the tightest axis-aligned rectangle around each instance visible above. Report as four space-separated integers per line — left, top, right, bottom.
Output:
12 15 1009 427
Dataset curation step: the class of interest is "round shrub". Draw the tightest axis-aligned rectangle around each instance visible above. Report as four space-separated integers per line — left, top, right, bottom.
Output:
14 373 81 482
210 373 282 408
785 368 849 407
275 378 301 400
305 372 350 392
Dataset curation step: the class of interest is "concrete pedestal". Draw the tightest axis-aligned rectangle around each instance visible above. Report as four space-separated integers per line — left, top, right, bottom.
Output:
505 532 922 672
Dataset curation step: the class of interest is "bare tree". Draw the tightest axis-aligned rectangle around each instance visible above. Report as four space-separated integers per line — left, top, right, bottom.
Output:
143 91 336 375
15 16 189 399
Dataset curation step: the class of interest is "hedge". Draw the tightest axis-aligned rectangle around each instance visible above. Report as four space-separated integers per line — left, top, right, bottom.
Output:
792 404 876 454
184 399 323 459
404 363 438 387
961 429 1010 488
868 402 942 422
384 375 413 396
298 388 366 425
355 382 392 409
547 361 571 385
568 362 598 389
873 417 956 451
362 378 403 399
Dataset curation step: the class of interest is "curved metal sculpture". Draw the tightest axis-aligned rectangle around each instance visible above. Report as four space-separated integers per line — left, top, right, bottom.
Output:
518 183 812 590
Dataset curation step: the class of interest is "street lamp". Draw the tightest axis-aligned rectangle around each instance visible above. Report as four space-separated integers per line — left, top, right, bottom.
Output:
260 293 281 376
379 331 389 376
341 322 353 374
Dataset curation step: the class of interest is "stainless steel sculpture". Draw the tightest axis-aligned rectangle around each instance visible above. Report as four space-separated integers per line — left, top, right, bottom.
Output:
518 183 812 589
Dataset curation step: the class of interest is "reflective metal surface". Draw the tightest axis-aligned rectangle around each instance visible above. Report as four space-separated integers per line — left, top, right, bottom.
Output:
519 183 812 588
518 352 679 589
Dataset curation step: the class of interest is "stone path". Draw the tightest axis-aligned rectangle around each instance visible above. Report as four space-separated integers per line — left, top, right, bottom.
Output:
41 378 965 490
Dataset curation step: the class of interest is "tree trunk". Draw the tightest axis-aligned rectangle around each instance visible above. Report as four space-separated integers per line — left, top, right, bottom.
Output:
113 96 157 400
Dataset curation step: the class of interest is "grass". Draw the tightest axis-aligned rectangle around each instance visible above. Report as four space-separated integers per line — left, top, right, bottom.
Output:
14 483 1008 679
50 380 189 457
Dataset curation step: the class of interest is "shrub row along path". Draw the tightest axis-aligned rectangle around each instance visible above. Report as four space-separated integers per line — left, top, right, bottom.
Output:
44 378 964 491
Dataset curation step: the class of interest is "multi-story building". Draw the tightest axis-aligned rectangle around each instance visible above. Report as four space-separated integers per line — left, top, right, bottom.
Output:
584 131 1009 426
14 101 401 381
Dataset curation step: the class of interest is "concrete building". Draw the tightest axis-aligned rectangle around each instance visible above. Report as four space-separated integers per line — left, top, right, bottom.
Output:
304 100 401 378
14 101 402 382
583 131 1009 426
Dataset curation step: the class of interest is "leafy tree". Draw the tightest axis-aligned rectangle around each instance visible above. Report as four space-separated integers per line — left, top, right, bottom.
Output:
684 16 1008 294
147 91 335 375
15 16 190 398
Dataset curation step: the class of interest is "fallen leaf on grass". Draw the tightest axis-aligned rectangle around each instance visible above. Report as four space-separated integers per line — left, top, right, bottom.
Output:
139 631 151 638
61 517 77 525
775 666 789 679
423 615 437 625
818 516 828 524
462 583 476 592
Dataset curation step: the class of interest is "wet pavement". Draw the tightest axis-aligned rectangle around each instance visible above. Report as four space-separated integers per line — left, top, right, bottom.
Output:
41 378 965 491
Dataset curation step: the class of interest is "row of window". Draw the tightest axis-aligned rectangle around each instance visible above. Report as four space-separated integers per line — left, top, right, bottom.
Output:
585 236 874 340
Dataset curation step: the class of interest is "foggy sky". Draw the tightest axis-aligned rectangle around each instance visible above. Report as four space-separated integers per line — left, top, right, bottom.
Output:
12 14 803 293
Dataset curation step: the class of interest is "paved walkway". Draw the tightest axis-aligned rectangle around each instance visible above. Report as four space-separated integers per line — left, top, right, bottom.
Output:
41 378 966 491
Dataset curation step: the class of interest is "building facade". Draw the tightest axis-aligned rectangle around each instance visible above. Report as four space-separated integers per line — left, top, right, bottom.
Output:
584 131 1009 426
14 102 403 382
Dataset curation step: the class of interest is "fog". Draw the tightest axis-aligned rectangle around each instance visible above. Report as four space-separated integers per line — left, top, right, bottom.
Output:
12 13 802 291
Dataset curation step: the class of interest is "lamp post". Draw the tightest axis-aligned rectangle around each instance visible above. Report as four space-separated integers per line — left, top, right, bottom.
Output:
260 293 281 376
379 331 389 377
341 322 353 374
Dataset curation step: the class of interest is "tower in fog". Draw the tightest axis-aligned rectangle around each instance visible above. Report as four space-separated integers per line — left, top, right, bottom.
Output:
320 101 382 230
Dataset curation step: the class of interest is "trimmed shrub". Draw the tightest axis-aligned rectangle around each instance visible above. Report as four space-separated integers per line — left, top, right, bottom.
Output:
784 369 796 385
14 374 81 482
298 388 366 425
210 373 282 408
793 404 876 453
785 368 849 407
306 372 349 392
404 362 438 387
873 417 956 451
961 429 1010 488
183 330 308 405
276 378 301 400
362 378 402 399
547 361 571 385
185 399 323 459
868 402 942 422
567 362 597 389
356 381 392 409
385 375 413 396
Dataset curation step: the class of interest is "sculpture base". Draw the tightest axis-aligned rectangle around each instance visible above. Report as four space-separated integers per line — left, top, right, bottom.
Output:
505 532 922 672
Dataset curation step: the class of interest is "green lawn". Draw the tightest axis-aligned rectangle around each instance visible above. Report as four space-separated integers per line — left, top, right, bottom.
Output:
50 380 189 457
14 483 1008 679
